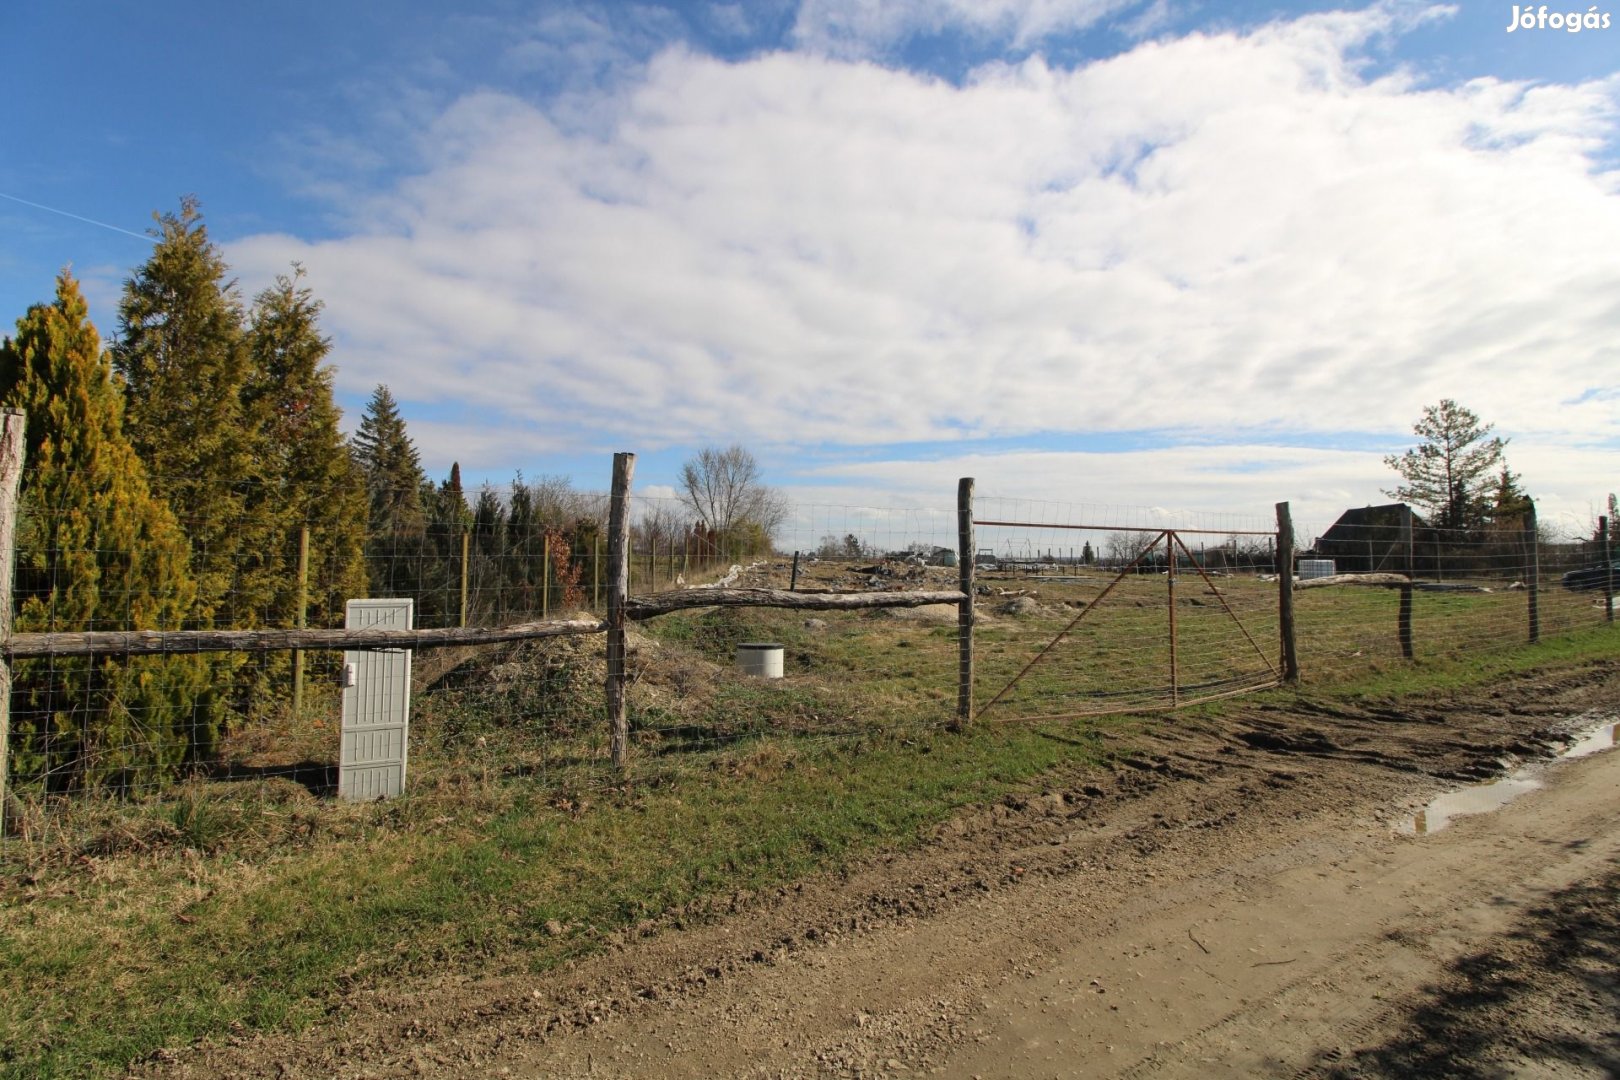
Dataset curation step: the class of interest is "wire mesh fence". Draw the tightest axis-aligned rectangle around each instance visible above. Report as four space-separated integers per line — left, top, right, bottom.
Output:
2 459 1615 850
968 499 1284 720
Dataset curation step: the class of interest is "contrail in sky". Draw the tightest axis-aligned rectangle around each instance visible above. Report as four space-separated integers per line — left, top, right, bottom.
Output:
0 192 153 242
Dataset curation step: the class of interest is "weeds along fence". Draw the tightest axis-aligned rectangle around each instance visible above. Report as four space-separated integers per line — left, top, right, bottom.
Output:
0 398 1614 829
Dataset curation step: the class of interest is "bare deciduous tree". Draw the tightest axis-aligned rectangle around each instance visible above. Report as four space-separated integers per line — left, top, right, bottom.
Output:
1103 531 1149 566
677 445 789 553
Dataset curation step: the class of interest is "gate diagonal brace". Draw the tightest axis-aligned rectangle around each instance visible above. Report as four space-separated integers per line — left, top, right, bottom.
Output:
977 529 1278 722
976 531 1167 721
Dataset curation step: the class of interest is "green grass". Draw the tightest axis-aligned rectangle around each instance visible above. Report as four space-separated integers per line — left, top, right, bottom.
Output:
0 706 1116 1079
1 576 1615 1079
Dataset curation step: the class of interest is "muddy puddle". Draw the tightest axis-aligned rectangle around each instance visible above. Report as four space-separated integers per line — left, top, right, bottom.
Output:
1404 712 1618 836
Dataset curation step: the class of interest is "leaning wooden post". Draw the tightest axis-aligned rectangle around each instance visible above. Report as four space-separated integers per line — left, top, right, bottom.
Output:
0 410 25 834
292 524 310 720
606 453 635 768
1275 501 1299 684
790 551 800 592
955 477 975 729
1525 501 1540 644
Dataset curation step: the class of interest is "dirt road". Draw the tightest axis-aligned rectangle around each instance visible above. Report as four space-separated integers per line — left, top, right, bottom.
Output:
148 664 1620 1079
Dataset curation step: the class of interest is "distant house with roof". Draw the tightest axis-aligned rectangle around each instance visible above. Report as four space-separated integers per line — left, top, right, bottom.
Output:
1315 504 1441 574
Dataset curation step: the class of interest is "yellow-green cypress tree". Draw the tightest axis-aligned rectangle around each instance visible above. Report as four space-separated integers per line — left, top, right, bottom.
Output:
0 272 207 790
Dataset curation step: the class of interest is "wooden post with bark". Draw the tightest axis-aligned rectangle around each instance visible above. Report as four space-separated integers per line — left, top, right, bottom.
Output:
459 530 470 628
956 477 975 729
606 452 635 768
1399 506 1414 660
0 410 25 834
1276 501 1299 684
1525 502 1540 644
292 524 310 719
1601 515 1613 624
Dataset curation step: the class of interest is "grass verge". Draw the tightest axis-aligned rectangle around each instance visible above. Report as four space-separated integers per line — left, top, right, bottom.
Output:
1 603 1614 1079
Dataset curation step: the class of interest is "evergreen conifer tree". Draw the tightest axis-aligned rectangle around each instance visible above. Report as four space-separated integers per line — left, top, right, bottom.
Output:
113 196 289 732
351 384 427 536
350 385 434 608
243 266 367 628
1383 400 1506 533
0 272 208 789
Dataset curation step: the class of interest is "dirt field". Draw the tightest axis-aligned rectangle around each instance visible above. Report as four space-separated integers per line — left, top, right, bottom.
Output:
139 660 1620 1079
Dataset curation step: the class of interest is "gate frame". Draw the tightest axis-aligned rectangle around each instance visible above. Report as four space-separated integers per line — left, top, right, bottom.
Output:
973 523 1281 723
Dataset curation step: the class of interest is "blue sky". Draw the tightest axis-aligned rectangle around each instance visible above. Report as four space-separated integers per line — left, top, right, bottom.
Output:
2 0 1617 543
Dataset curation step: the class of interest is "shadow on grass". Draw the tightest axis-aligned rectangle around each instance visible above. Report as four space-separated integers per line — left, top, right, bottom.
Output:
1312 858 1620 1078
207 760 338 798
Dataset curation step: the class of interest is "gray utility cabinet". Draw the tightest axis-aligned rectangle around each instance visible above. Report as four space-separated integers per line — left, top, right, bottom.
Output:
339 598 414 801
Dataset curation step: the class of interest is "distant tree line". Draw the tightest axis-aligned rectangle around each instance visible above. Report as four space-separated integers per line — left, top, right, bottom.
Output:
0 198 785 791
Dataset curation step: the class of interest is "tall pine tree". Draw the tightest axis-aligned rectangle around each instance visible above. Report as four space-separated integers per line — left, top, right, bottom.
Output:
243 266 367 629
350 384 427 537
350 385 435 612
0 272 209 789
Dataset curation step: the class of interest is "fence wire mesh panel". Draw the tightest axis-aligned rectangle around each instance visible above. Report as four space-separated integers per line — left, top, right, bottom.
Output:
2 485 968 844
971 498 1283 720
5 475 623 808
624 499 961 764
1290 513 1615 680
5 463 1616 853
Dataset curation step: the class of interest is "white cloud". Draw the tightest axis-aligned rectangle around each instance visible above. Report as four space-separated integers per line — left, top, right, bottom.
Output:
228 3 1620 526
765 437 1617 552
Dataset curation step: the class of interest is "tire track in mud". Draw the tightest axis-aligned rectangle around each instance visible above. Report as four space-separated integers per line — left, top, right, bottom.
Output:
1101 756 1620 1079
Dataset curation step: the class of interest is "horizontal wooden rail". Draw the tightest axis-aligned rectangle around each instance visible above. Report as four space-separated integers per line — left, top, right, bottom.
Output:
3 618 605 659
3 587 974 657
627 587 967 620
1294 573 1411 589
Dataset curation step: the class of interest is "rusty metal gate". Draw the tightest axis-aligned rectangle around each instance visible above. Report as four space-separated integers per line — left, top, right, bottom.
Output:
973 525 1281 722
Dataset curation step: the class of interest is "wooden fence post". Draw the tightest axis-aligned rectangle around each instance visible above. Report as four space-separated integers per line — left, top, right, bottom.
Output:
1398 584 1414 660
1276 501 1299 684
606 453 635 768
459 530 470 628
956 477 975 729
0 410 25 834
1525 502 1540 644
1601 515 1613 624
542 533 551 620
292 524 310 719
1399 505 1414 660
